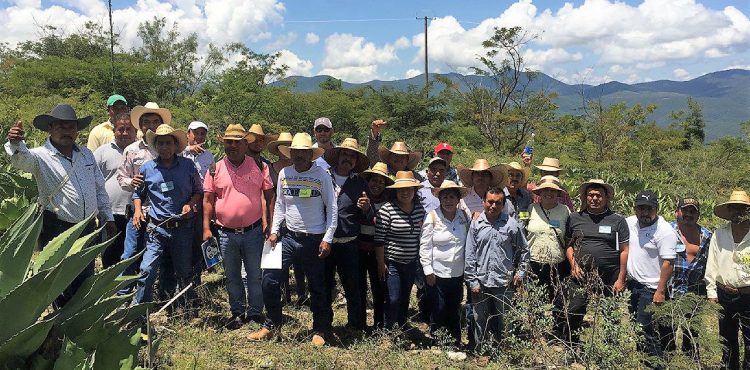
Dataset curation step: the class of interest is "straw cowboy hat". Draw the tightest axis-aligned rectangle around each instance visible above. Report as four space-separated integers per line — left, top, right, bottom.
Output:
378 142 422 170
324 138 369 173
219 124 253 142
33 104 92 132
248 124 279 145
535 157 565 174
386 171 423 189
714 190 750 221
130 102 172 130
458 159 508 188
278 133 325 160
145 124 188 152
432 180 468 198
267 132 293 157
531 175 564 195
578 179 615 210
360 162 395 186
505 161 531 186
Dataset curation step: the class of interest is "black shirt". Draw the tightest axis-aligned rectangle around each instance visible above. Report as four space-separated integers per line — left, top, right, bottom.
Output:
565 209 630 281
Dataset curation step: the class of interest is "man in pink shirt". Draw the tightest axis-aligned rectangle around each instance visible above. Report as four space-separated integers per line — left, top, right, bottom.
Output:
203 124 275 328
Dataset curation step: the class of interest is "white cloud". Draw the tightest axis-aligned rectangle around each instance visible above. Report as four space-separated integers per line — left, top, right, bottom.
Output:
318 65 379 83
275 49 313 77
673 68 690 80
264 31 296 52
304 32 319 45
318 33 407 81
394 36 410 49
405 68 421 78
523 47 583 69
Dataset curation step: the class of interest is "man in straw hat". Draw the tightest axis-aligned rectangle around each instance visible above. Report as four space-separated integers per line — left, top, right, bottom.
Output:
465 186 529 351
419 142 461 185
705 190 750 369
249 133 337 346
312 117 335 170
322 138 371 329
131 124 202 305
527 157 575 211
624 190 677 360
504 161 532 221
246 123 277 171
459 159 508 213
561 179 629 344
366 118 424 180
203 124 274 329
116 102 172 294
5 104 115 308
87 94 131 151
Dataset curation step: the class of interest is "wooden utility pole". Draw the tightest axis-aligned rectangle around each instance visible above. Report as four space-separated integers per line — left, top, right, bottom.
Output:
108 0 115 93
416 16 433 87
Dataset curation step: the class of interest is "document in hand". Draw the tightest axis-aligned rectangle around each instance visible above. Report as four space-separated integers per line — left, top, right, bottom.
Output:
261 240 283 269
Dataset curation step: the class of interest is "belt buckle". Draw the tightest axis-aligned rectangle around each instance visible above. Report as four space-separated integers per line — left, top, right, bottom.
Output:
234 227 244 234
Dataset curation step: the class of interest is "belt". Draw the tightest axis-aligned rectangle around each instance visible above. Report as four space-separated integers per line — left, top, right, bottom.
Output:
216 219 262 234
285 229 323 239
332 236 357 244
718 282 750 295
148 217 191 229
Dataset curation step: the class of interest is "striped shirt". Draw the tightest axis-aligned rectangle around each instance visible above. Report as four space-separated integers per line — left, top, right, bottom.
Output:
375 202 426 264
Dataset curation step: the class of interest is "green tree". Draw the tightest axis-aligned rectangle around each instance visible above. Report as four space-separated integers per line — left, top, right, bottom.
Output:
319 77 343 91
670 97 706 148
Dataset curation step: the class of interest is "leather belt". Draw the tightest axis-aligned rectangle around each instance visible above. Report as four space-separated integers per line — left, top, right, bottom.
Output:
148 217 192 229
216 219 262 234
718 282 750 295
285 229 323 239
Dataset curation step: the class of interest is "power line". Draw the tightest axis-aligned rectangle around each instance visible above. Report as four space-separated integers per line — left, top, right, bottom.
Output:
284 18 413 24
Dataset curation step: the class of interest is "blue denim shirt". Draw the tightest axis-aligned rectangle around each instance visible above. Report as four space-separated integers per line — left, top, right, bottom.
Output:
465 211 529 289
133 156 202 221
670 220 712 296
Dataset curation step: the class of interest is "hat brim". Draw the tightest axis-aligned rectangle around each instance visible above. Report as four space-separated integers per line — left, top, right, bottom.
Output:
378 147 422 170
249 133 279 146
714 201 750 220
267 140 292 157
277 145 325 161
145 129 188 153
130 106 172 131
578 181 615 210
33 115 92 132
506 166 530 187
432 186 469 198
386 181 423 189
324 147 369 173
535 165 565 174
459 164 508 188
360 170 395 186
531 183 564 195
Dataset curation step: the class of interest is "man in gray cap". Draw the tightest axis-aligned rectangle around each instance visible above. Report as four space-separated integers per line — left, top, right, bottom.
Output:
312 117 334 170
5 104 115 307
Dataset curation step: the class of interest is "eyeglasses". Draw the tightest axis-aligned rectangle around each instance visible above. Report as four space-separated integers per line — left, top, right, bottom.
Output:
315 127 331 133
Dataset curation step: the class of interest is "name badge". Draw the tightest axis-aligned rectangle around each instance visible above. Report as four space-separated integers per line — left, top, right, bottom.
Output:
160 181 174 192
519 211 530 220
598 225 612 234
675 243 686 253
549 219 561 228
299 188 312 198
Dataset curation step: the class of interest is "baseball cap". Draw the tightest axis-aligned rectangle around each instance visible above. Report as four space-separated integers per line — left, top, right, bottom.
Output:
634 190 659 208
187 121 208 131
434 142 454 153
677 196 700 211
314 117 332 129
107 94 127 107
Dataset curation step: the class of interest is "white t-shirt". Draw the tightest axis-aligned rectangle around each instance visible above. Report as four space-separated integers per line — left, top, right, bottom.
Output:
626 215 678 289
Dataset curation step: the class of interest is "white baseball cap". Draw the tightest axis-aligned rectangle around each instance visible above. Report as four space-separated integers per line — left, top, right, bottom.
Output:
188 121 208 131
314 117 332 129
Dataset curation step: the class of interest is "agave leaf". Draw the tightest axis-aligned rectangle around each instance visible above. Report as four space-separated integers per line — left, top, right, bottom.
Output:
67 226 106 256
52 337 93 370
32 212 97 275
0 204 42 298
0 241 108 344
60 295 132 339
0 318 55 365
92 327 142 370
105 303 154 328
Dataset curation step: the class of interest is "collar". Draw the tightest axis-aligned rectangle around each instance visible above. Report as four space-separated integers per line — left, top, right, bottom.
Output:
43 138 80 157
478 211 508 226
156 156 180 169
421 180 437 189
331 167 356 179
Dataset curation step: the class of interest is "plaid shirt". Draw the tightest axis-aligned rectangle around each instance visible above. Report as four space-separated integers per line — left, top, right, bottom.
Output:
670 221 712 297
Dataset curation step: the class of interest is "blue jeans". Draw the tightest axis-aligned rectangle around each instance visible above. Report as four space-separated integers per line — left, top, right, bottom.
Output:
134 219 194 304
218 227 264 317
118 216 146 295
629 280 672 359
385 259 417 329
325 240 362 327
718 289 750 370
472 285 514 351
427 276 464 344
262 233 331 332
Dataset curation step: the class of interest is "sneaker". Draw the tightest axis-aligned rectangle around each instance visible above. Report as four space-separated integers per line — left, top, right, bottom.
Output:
311 333 326 346
248 327 274 341
225 315 245 330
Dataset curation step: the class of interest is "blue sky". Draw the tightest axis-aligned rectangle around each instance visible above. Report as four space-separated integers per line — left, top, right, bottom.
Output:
2 0 749 84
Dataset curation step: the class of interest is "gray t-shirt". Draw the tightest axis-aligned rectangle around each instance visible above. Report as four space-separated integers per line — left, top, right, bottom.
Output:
94 142 130 215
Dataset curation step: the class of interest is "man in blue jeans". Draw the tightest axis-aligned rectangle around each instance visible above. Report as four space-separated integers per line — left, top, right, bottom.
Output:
131 124 202 305
249 133 337 346
203 124 274 329
625 190 677 363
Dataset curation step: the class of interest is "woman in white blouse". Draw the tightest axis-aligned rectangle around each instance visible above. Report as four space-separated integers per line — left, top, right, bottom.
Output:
420 180 471 345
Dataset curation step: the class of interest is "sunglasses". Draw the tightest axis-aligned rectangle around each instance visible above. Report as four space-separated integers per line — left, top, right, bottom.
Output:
315 127 331 133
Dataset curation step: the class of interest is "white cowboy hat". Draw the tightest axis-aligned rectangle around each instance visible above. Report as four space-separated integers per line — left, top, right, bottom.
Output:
130 102 172 130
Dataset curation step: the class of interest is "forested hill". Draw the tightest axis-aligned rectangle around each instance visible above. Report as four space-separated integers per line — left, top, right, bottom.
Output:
277 69 750 140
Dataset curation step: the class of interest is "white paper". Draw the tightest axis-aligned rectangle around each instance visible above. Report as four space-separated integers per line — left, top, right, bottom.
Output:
260 240 282 269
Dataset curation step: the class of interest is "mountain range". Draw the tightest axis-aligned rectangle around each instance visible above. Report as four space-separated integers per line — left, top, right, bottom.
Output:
276 69 750 140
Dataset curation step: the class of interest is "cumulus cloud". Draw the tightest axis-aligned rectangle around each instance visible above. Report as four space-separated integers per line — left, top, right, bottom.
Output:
405 68 422 78
305 32 319 44
264 31 297 52
673 68 690 80
318 33 407 82
275 49 313 77
318 65 379 83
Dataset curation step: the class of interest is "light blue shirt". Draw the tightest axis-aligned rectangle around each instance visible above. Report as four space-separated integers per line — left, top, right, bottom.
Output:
465 211 529 289
133 156 202 221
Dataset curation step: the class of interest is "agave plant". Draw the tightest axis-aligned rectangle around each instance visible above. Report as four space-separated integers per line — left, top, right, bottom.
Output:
0 203 153 369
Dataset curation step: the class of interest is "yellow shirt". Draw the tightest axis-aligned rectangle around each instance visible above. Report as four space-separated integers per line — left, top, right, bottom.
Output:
705 223 750 299
87 120 113 151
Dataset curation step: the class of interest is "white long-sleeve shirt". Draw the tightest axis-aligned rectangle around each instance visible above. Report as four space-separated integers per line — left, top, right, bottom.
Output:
271 163 338 243
420 208 470 278
705 222 750 299
4 139 113 223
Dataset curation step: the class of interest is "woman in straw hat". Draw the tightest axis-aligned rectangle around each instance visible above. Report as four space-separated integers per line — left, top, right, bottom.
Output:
419 180 471 346
528 157 575 211
132 124 203 306
705 190 750 369
357 162 394 329
459 159 508 213
526 176 571 337
377 141 425 181
375 171 426 329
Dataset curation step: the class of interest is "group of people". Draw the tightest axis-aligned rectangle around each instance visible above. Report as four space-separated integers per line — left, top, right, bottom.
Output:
5 97 750 368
